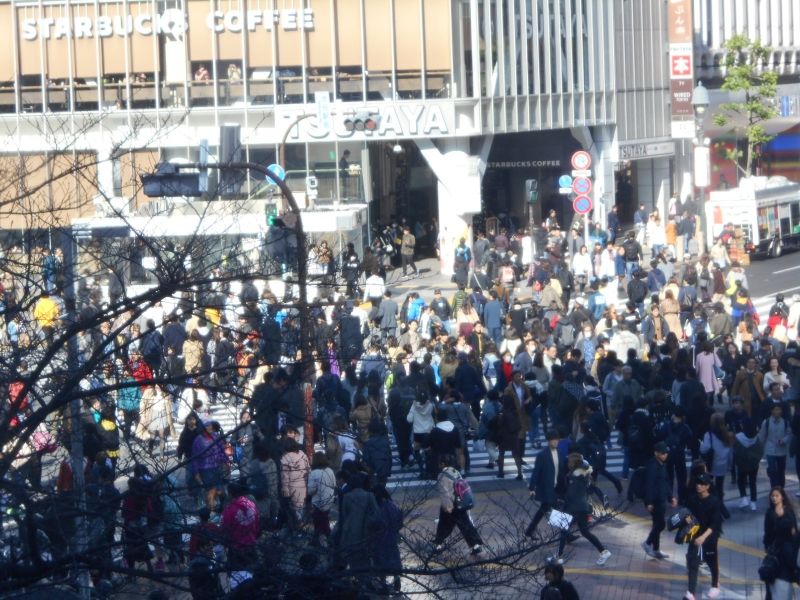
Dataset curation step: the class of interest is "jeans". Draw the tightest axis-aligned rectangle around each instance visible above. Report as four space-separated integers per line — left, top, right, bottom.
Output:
622 447 630 479
737 468 757 501
557 511 605 556
488 327 502 347
767 455 787 489
401 254 417 276
645 504 666 551
666 453 688 505
625 261 639 282
527 406 541 447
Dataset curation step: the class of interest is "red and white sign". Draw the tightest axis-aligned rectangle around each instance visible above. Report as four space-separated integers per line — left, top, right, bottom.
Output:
571 150 592 171
573 195 593 215
670 52 693 79
572 177 592 195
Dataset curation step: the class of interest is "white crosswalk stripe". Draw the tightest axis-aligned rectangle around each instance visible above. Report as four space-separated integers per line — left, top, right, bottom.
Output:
178 401 631 490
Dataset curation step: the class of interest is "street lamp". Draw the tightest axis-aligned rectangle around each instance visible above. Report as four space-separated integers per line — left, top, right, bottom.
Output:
692 81 711 253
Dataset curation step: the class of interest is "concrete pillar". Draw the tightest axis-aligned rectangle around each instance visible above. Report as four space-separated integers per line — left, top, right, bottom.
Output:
95 143 115 200
417 136 491 275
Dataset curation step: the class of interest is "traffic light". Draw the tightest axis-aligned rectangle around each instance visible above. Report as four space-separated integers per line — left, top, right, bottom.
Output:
343 112 380 132
525 178 539 204
219 124 243 198
141 162 202 197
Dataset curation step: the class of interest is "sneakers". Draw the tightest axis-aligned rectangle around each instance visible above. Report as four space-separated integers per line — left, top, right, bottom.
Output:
750 501 757 511
738 496 749 509
471 544 483 555
704 588 720 599
596 549 612 566
683 593 696 600
653 550 670 560
546 555 565 565
641 541 655 557
431 544 444 554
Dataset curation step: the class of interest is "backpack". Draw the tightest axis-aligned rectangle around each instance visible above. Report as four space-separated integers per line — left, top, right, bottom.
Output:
141 332 161 361
627 466 647 501
623 239 639 261
556 321 575 348
455 245 472 264
626 414 648 450
445 469 475 510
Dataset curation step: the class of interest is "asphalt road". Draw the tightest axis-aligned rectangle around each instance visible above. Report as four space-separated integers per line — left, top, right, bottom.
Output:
745 250 800 300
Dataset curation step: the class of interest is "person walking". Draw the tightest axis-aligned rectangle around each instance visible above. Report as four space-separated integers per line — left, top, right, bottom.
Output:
733 419 763 512
683 472 724 600
431 454 483 555
400 226 418 279
525 430 567 539
307 451 336 546
280 439 311 531
496 392 524 480
762 486 799 600
759 403 791 489
699 413 733 519
550 453 612 566
642 441 677 560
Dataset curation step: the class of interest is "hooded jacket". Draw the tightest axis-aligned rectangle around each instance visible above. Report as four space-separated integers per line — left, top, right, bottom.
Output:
733 431 764 472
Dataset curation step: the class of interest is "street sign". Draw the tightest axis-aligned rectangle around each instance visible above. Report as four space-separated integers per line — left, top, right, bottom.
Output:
559 187 573 195
558 174 573 188
572 177 592 195
571 150 592 170
571 169 591 177
266 163 286 182
573 194 593 215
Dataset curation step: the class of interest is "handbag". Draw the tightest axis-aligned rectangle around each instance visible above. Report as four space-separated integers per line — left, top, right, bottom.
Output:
759 550 780 583
548 509 573 531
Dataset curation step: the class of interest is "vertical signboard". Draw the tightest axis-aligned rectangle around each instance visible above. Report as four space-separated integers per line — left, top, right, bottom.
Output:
668 0 694 139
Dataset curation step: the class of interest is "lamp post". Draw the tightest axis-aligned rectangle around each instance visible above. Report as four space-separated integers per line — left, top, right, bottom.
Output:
692 81 711 253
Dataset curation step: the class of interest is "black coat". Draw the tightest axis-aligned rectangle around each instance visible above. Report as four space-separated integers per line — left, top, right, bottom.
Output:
529 446 566 504
362 434 393 483
644 456 672 506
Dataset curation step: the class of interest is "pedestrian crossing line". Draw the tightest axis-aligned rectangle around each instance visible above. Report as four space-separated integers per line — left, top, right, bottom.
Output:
560 568 758 586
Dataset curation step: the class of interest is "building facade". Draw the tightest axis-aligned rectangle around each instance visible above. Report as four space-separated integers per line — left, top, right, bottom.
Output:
21 0 792 270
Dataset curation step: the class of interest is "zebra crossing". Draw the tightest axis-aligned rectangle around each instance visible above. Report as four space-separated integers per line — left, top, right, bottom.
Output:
165 401 629 490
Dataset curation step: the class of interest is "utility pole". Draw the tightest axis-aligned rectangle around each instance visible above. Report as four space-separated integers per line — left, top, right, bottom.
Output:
61 228 90 599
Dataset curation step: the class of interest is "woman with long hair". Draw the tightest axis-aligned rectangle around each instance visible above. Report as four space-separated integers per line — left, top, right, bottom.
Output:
695 341 722 406
699 412 733 519
661 289 682 339
763 487 798 600
763 357 791 394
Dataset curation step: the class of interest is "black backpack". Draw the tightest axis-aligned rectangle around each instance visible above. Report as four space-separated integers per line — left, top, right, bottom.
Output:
627 467 647 501
623 239 639 261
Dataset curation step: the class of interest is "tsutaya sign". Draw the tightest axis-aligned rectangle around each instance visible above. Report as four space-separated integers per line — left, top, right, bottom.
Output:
279 103 457 141
21 8 314 40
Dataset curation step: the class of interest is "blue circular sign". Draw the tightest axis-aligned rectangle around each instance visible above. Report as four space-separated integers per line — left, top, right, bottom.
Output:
572 177 592 195
573 195 593 215
558 175 573 188
266 163 286 182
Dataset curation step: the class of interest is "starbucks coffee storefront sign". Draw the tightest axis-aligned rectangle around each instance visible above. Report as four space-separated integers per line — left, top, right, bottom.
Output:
21 8 314 40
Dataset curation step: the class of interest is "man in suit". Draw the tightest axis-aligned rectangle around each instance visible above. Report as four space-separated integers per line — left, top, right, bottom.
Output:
525 430 566 538
376 290 398 341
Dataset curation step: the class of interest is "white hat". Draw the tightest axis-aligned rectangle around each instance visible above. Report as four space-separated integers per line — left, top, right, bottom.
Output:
575 296 586 305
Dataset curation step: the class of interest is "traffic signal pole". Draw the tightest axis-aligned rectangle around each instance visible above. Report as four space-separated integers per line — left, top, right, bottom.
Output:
156 160 312 373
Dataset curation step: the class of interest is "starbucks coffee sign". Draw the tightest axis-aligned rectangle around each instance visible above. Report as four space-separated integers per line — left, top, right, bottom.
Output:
21 7 314 40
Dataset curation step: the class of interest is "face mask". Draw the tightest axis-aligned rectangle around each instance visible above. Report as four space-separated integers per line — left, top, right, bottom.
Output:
504 357 512 363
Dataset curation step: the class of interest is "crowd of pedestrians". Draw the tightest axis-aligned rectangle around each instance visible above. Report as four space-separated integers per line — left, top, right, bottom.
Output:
4 204 800 599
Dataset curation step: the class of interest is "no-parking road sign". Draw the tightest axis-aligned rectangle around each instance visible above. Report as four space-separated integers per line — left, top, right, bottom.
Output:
573 194 593 215
572 176 592 195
